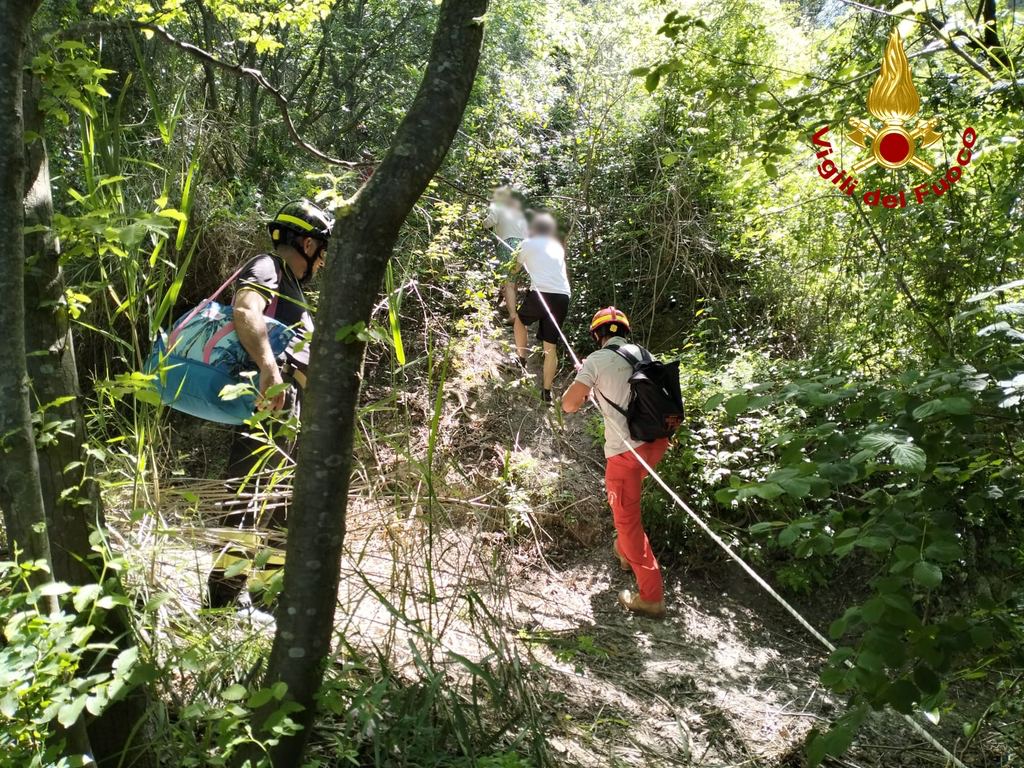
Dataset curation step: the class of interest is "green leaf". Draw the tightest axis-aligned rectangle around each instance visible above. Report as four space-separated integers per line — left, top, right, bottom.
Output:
859 432 902 452
133 388 162 406
886 680 919 713
0 693 17 717
912 399 943 419
156 207 188 222
73 583 103 612
835 527 861 542
222 684 248 702
85 690 109 717
144 592 172 611
723 394 748 418
969 624 994 648
856 650 884 672
224 558 250 578
912 560 942 588
335 321 367 342
891 443 927 472
829 611 856 639
68 97 94 117
893 544 919 565
924 539 961 563
112 646 138 679
218 382 253 402
855 535 892 551
863 628 906 666
861 597 886 622
702 393 726 411
778 523 802 546
71 626 95 647
645 70 661 93
778 478 812 497
58 696 87 727
821 462 858 484
247 687 276 709
941 397 972 414
737 482 784 500
38 581 72 597
820 664 848 688
385 262 406 366
807 704 868 766
913 397 972 419
714 488 736 504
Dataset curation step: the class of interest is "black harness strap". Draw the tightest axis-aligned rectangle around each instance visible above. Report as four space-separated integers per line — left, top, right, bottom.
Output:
595 343 651 416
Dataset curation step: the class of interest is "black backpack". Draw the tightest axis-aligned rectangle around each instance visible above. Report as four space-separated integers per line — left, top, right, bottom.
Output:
599 344 685 442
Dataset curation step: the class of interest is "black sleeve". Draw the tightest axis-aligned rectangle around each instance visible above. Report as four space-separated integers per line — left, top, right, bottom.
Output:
233 255 280 302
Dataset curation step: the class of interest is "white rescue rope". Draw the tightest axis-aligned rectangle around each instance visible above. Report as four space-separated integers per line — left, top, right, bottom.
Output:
490 230 969 768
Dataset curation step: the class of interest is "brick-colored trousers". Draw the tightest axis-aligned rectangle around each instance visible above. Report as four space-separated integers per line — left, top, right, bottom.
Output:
605 438 670 602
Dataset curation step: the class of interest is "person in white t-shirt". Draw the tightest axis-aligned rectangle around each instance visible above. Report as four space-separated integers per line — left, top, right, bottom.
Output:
509 213 571 403
484 187 529 323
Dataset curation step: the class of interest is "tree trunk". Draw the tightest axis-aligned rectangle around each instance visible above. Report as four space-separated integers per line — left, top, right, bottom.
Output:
0 0 51 571
23 74 158 768
255 1 487 763
23 75 101 586
1 3 97 762
979 0 1007 67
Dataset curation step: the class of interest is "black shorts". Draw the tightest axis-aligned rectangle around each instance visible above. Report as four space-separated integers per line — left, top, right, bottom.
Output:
517 291 570 345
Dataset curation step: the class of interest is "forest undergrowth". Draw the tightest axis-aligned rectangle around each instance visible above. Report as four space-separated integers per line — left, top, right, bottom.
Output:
2 1 1023 766
100 287 1015 767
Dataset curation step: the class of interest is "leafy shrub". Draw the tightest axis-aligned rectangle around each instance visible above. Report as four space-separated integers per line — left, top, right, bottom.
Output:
0 560 143 768
647 285 1024 762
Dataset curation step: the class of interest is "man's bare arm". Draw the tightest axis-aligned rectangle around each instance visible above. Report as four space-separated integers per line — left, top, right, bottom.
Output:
562 381 590 413
233 288 285 410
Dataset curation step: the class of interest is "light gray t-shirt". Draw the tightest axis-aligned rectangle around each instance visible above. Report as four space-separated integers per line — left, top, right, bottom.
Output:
574 338 644 458
483 202 528 241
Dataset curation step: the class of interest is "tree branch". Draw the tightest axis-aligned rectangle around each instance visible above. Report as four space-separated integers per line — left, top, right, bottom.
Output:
837 0 997 82
136 23 363 166
68 20 372 168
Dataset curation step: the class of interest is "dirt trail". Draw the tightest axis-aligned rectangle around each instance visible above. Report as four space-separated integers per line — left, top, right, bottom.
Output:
337 316 842 766
123 313 972 767
410 316 962 767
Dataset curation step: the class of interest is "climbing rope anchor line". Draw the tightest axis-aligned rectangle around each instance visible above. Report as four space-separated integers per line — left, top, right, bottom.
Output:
489 230 970 768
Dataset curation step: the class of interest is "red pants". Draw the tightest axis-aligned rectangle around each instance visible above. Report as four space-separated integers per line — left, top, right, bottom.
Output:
605 438 670 602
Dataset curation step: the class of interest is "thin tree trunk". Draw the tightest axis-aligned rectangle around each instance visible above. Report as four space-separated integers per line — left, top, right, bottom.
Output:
978 0 1008 67
23 76 100 586
0 0 51 571
255 1 487 764
23 74 158 768
197 3 221 112
0 2 95 761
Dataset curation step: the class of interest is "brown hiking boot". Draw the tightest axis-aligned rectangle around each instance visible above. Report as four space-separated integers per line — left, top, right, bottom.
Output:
612 540 630 572
618 589 666 619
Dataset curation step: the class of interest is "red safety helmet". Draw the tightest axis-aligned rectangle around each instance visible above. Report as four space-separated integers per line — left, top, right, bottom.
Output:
589 306 631 342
